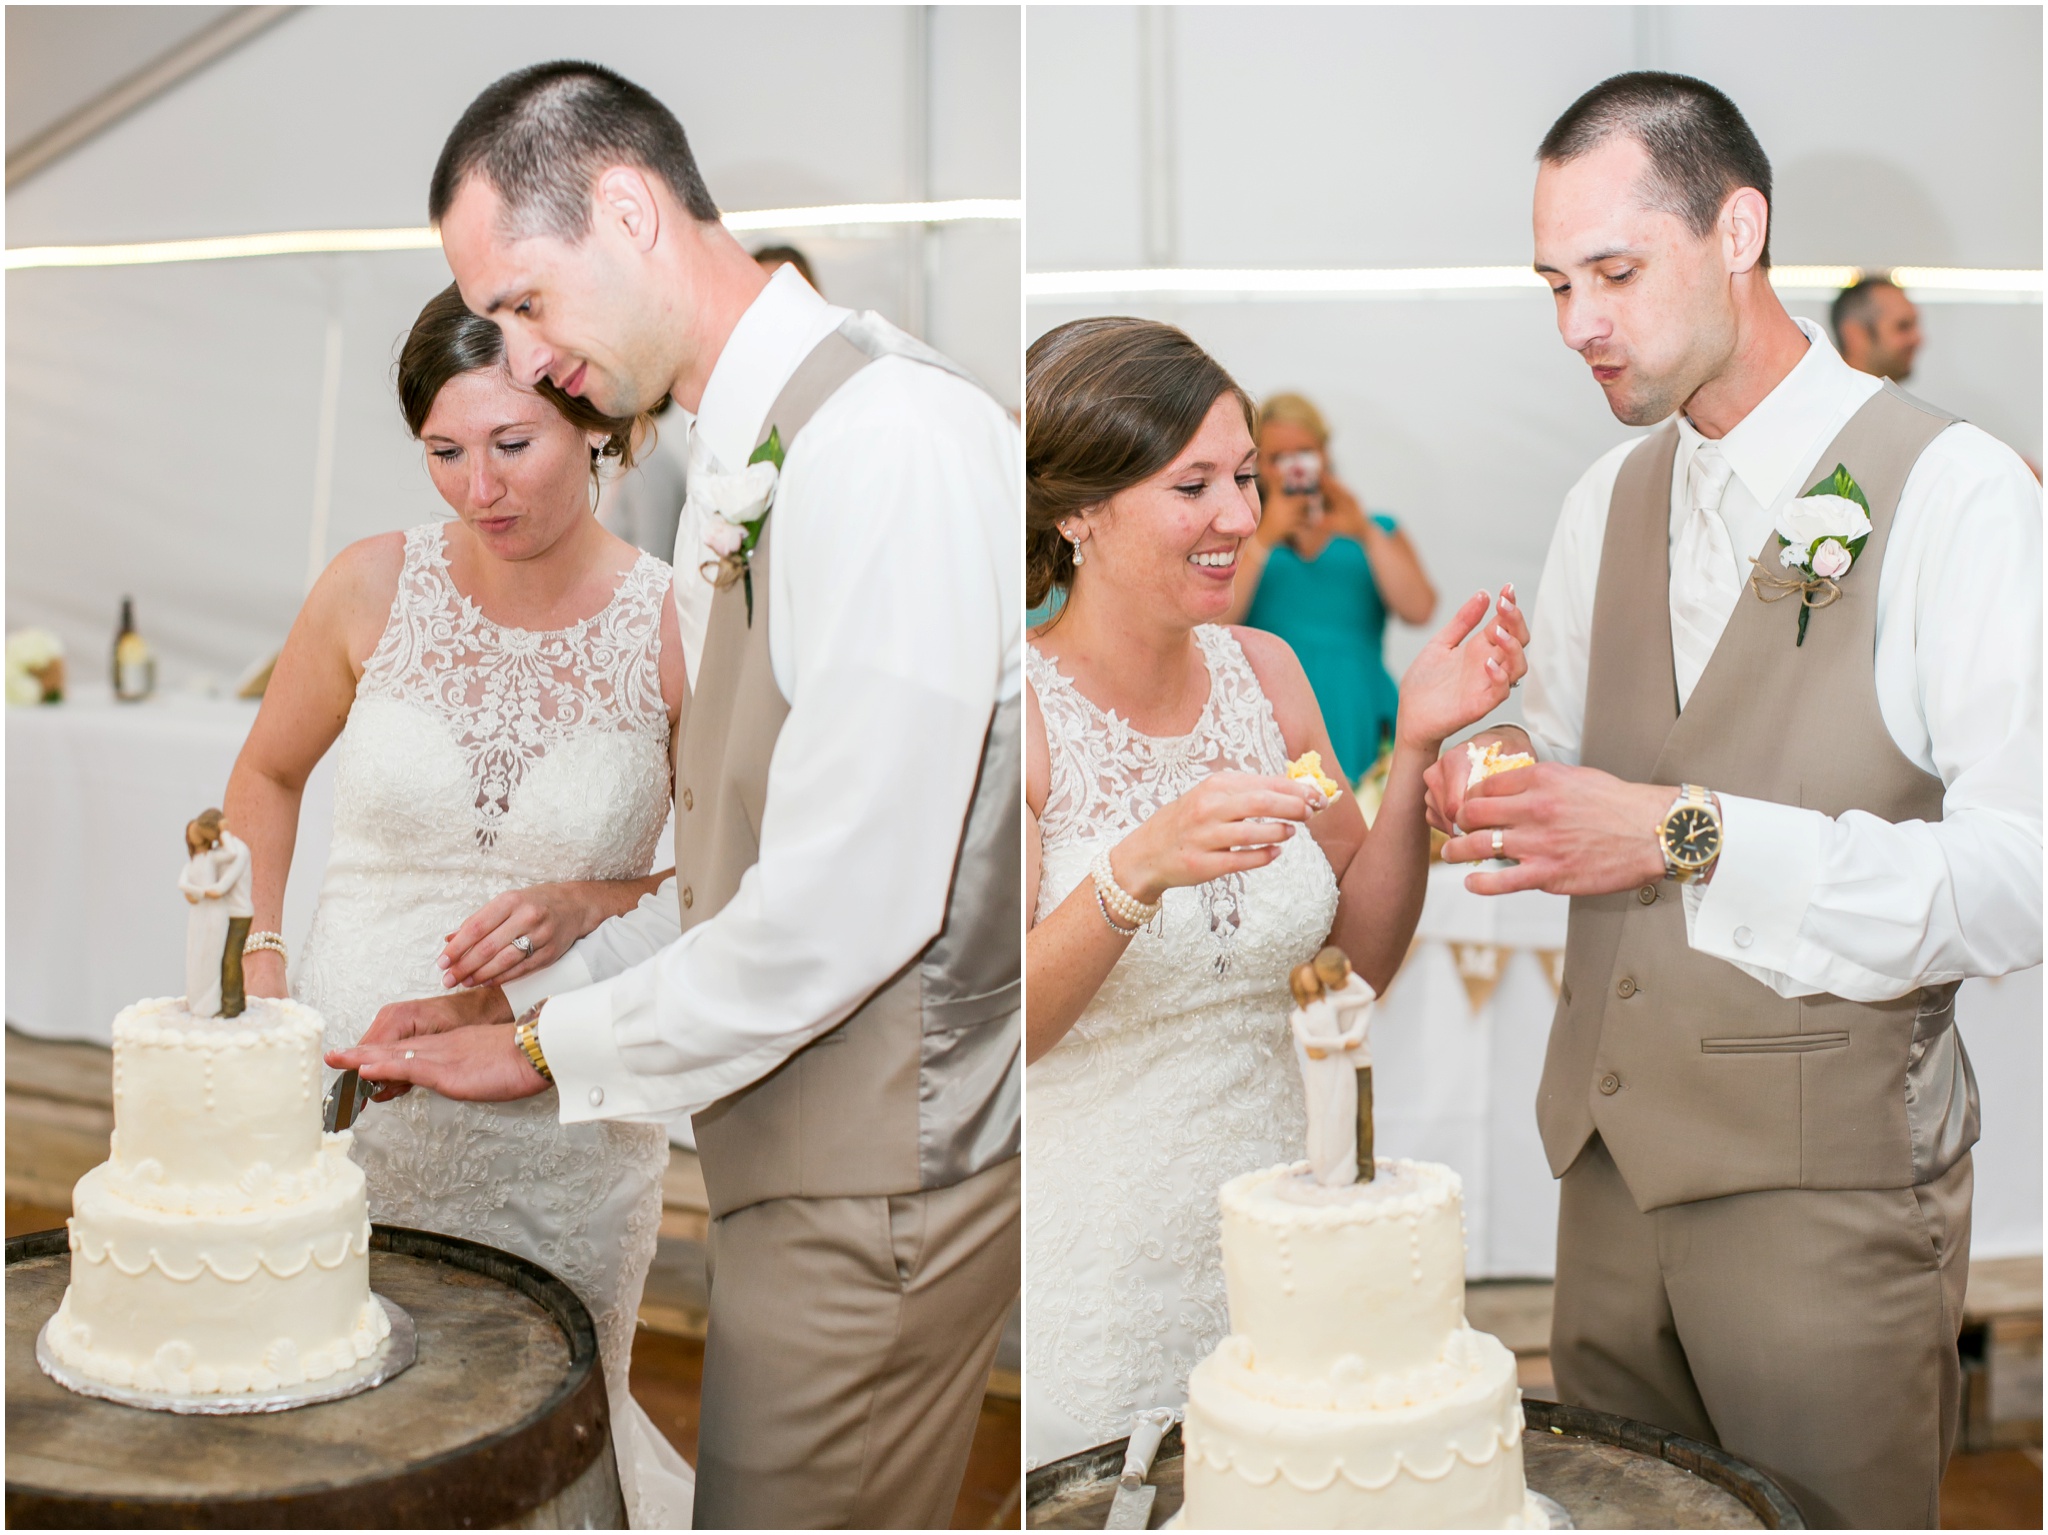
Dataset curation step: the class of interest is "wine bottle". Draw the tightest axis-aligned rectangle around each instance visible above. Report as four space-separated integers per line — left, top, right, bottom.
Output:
112 596 155 702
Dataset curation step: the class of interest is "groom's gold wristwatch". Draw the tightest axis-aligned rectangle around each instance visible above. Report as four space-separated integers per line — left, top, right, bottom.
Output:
1657 784 1723 884
514 1001 553 1083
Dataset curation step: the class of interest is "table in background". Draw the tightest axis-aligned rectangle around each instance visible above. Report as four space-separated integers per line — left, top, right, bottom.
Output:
7 688 335 1048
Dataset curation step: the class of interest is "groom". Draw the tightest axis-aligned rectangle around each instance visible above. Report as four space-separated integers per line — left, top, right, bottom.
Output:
331 62 1021 1527
1424 73 2040 1527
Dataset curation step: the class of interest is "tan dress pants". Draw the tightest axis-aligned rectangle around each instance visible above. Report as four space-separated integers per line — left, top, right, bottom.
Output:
1551 1135 1972 1529
692 1156 1020 1529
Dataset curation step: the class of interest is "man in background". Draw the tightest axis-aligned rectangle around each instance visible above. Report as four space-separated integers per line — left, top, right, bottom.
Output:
1831 275 1922 381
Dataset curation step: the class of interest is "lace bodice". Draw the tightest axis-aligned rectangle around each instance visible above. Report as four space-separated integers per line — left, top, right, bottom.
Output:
292 522 690 1525
1024 625 1341 1465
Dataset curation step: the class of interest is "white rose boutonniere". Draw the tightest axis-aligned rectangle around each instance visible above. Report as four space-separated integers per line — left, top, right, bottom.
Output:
691 431 784 625
1751 464 1872 646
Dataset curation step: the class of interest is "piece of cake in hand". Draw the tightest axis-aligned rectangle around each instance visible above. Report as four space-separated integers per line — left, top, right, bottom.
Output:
1287 750 1344 803
1465 739 1536 788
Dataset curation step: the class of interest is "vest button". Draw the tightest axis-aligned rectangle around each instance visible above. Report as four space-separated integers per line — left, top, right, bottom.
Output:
682 886 694 909
1598 1072 1621 1096
1638 884 1658 905
681 787 693 812
1616 976 1637 998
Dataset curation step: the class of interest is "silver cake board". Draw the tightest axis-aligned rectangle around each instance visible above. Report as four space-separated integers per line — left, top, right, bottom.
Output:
1160 1496 1569 1531
34 1293 414 1415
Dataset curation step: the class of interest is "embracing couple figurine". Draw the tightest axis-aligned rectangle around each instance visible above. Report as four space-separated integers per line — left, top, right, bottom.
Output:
225 62 1019 1529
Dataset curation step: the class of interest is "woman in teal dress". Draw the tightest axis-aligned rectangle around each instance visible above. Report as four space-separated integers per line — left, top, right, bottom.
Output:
1228 393 1438 786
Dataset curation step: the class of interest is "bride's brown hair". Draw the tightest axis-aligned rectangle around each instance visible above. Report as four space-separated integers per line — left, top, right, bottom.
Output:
1026 317 1255 609
395 283 655 477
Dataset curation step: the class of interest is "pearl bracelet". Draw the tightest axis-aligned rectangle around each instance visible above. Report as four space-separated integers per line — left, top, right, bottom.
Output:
1095 883 1142 937
242 931 288 965
1090 848 1160 929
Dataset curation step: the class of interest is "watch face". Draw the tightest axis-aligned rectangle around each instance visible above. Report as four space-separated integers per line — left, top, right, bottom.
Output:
1664 805 1721 868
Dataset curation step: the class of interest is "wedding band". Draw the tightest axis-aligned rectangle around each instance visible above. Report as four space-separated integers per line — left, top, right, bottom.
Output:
1491 829 1505 857
512 935 534 956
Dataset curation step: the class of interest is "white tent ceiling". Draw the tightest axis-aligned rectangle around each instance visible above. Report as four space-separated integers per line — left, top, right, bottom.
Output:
7 5 1022 687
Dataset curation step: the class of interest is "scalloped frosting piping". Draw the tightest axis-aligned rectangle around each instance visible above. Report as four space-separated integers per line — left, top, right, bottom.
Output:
1221 1159 1460 1229
1183 1412 1523 1492
44 1291 390 1396
68 1221 368 1282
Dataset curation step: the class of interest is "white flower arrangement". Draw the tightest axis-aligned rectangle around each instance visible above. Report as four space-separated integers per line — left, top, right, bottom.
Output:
6 627 66 705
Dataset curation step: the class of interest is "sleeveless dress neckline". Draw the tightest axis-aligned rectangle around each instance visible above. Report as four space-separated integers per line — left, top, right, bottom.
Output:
1028 634 1221 750
422 521 653 639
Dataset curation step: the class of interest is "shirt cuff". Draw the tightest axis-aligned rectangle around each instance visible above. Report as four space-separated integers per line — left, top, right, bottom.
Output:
536 979 696 1126
1687 793 1823 979
501 949 592 1019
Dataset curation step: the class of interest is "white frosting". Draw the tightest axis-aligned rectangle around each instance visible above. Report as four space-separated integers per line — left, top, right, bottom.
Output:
53 995 389 1398
1184 1158 1535 1528
1219 1160 1466 1378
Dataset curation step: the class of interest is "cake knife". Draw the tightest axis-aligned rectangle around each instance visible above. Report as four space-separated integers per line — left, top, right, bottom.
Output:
322 1069 376 1133
1104 1407 1175 1529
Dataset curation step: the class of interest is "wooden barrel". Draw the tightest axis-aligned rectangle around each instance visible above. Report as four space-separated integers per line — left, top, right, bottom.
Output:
7 1225 623 1529
1025 1399 1807 1529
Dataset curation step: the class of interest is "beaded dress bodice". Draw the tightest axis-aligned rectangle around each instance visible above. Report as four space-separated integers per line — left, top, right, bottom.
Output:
1024 625 1340 1465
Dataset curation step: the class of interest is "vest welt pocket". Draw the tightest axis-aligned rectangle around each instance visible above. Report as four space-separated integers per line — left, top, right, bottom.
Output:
1698 1031 1850 1055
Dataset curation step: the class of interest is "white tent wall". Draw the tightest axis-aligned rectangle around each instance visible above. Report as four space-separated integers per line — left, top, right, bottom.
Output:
7 4 1021 685
1027 5 2042 1261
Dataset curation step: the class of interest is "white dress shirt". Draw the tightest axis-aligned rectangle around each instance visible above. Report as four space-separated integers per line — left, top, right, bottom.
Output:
510 266 1024 1122
1520 318 2042 1002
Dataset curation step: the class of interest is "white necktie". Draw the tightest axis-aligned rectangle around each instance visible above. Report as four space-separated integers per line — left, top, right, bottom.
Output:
1669 441 1740 708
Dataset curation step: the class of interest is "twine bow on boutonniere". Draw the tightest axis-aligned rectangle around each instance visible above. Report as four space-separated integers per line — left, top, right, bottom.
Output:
1749 463 1872 646
694 428 785 625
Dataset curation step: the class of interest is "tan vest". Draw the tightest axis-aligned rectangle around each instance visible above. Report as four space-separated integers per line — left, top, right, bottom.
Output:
1538 384 1979 1211
681 329 1022 1219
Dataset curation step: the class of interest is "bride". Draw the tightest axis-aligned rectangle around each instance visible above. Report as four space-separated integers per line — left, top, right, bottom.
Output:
224 283 695 1526
1023 317 1529 1466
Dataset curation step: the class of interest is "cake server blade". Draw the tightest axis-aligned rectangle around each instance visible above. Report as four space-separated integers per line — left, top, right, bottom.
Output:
322 1069 375 1133
1104 1407 1175 1530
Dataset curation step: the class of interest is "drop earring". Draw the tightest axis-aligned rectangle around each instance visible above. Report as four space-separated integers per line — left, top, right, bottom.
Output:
1064 525 1085 566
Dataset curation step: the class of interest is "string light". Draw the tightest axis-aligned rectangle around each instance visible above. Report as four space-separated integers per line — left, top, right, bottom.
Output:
4 199 1023 271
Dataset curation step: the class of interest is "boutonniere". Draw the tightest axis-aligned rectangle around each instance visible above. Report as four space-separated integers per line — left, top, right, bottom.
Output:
1748 464 1872 646
694 428 784 625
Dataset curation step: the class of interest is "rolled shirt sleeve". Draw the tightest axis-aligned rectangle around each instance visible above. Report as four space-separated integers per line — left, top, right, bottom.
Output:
538 361 1021 1122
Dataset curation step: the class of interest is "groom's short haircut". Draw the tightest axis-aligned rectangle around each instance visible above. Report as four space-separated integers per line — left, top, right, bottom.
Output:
430 61 720 239
1538 71 1774 269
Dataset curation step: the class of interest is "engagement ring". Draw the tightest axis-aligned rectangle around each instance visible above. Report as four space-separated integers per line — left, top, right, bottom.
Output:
404 1050 416 1059
511 935 534 956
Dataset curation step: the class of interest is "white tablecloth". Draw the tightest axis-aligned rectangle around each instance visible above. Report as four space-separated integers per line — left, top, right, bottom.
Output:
7 688 335 1047
1376 865 2041 1274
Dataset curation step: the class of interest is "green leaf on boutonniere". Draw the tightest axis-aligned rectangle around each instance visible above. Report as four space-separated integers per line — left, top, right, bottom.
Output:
735 427 785 626
1806 462 1870 515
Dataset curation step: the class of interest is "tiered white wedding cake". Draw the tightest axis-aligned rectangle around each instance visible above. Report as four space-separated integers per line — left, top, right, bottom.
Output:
1178 946 1543 1528
1181 1159 1542 1527
43 995 391 1398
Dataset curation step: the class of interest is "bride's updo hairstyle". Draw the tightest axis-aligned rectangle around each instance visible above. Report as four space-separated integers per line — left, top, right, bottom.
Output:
396 283 649 478
1026 317 1255 609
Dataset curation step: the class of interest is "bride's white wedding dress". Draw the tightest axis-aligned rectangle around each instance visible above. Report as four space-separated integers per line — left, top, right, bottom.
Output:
1024 624 1341 1467
292 524 695 1527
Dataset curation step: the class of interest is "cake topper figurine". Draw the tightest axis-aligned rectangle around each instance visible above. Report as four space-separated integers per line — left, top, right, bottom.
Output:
179 809 254 1018
1288 945 1378 1186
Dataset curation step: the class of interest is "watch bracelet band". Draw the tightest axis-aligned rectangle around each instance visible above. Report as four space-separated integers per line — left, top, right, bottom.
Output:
514 1002 553 1082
